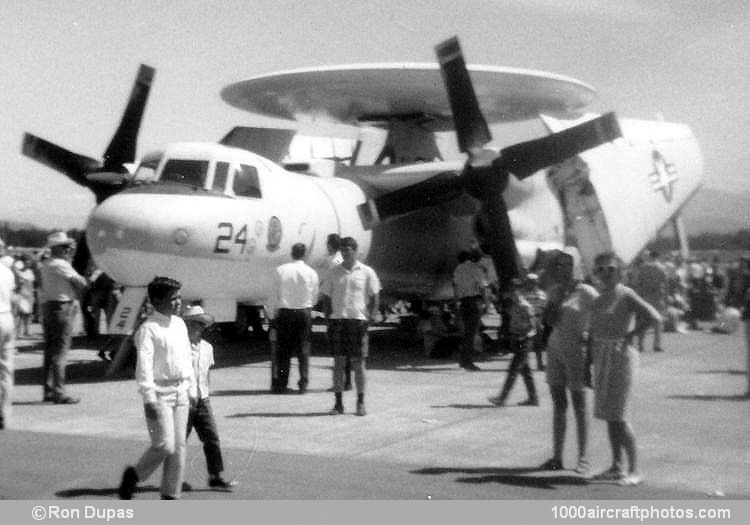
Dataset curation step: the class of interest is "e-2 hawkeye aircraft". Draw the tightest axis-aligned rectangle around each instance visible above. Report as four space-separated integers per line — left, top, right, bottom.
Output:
22 37 702 337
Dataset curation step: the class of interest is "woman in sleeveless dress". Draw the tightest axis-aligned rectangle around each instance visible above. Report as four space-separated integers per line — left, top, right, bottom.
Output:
588 252 661 486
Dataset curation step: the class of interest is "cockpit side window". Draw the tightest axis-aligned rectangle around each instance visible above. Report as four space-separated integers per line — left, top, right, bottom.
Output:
133 153 163 183
160 159 209 188
232 164 262 198
213 162 229 192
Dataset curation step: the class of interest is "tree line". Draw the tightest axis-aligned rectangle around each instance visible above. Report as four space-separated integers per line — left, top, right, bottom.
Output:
0 223 84 248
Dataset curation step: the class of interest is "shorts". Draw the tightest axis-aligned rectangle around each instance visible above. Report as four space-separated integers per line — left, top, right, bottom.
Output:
328 319 369 358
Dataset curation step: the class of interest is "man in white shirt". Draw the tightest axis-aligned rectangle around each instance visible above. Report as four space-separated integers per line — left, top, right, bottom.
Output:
39 231 88 404
269 243 319 394
452 249 490 371
119 276 197 500
320 237 380 416
0 237 16 430
319 233 353 391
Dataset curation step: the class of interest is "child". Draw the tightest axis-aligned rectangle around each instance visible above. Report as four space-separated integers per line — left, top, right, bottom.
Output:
182 305 237 492
118 276 196 500
489 278 539 407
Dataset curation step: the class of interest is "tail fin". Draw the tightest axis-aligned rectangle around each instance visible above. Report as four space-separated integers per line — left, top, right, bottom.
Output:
542 113 703 274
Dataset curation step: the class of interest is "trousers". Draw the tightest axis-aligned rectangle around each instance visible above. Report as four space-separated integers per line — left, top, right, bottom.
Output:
275 308 311 390
134 388 189 499
0 312 15 425
187 397 224 477
42 301 74 399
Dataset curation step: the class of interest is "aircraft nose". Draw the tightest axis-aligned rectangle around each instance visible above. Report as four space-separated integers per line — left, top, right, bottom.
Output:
86 191 198 284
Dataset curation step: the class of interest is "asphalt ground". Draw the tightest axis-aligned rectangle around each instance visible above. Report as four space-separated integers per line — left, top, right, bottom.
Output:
2 321 748 500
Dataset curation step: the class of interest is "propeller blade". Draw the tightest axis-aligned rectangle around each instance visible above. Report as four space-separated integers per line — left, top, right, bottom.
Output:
22 133 101 185
103 64 155 169
480 175 521 287
435 37 492 153
498 112 621 178
358 172 464 229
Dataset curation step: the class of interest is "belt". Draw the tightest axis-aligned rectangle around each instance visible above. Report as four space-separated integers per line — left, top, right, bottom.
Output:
45 300 73 305
154 378 188 387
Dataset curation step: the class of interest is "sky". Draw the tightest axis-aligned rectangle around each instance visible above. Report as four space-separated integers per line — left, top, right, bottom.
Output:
2 0 748 229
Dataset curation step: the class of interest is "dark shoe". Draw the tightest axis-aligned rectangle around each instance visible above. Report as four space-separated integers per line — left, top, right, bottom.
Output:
298 383 308 394
271 386 289 394
356 402 366 416
488 395 506 407
462 363 481 371
160 495 176 500
53 396 80 405
329 403 344 415
118 466 138 500
654 346 664 353
0 416 4 430
208 477 237 492
539 458 564 471
43 394 54 402
518 398 539 407
181 481 192 492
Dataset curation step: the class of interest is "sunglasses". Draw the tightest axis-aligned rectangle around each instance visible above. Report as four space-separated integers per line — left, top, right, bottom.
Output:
595 265 618 273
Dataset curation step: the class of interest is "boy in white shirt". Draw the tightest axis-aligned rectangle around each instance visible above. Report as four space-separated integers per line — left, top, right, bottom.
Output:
182 305 236 491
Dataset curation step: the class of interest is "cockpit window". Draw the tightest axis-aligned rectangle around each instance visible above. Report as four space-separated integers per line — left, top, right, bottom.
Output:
232 164 262 198
133 152 163 183
160 159 209 188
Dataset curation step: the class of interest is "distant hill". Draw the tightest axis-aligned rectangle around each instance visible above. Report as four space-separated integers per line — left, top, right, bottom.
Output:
681 188 750 234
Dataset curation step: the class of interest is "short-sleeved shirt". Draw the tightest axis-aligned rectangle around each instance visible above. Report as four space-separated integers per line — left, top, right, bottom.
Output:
191 339 214 400
453 261 487 299
270 260 319 317
39 257 87 302
322 261 381 321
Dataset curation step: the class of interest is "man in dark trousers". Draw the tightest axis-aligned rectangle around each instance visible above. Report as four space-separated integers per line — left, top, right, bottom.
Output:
269 243 319 394
39 232 87 404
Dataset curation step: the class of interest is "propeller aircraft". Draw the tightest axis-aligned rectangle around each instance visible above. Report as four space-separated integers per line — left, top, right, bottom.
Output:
21 37 703 337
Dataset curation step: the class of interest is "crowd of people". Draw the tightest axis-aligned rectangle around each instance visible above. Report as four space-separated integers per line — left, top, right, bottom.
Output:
1 229 748 496
418 245 750 486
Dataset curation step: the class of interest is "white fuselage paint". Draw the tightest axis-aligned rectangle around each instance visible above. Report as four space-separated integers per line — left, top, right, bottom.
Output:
86 142 566 320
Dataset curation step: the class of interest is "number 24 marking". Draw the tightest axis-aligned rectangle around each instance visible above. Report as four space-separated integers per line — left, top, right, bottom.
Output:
214 222 249 254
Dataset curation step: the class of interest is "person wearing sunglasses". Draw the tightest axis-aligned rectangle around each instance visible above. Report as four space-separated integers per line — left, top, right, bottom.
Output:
537 250 598 475
587 252 662 486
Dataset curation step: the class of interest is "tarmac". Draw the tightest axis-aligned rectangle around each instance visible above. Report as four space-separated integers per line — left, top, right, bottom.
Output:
1 321 748 500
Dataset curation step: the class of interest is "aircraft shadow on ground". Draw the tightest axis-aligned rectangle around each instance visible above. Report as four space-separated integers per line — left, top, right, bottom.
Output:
430 403 498 410
56 485 160 499
695 369 746 376
667 393 749 401
410 466 587 490
226 411 333 418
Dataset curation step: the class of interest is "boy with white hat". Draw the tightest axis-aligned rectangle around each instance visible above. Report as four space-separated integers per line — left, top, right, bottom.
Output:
182 305 236 491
